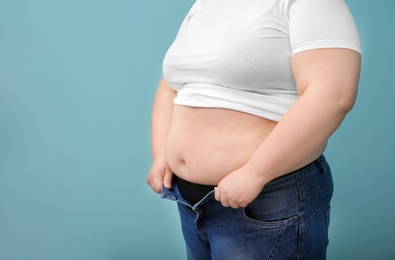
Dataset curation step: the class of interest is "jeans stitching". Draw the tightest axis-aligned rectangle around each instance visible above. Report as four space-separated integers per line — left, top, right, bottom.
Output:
266 223 284 260
300 199 331 233
299 178 333 200
241 207 299 227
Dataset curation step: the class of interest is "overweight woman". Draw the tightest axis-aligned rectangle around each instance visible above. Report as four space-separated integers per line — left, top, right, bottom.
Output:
147 0 361 259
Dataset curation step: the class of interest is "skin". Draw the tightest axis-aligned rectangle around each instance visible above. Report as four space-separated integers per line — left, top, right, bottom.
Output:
147 48 361 209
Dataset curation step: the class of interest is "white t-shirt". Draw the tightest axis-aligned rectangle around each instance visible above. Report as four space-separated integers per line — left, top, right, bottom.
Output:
162 0 361 122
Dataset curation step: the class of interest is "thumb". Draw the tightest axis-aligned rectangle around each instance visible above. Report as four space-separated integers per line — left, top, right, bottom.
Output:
163 170 173 189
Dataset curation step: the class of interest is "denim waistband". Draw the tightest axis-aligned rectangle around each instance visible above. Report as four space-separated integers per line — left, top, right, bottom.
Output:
263 155 327 189
161 154 327 209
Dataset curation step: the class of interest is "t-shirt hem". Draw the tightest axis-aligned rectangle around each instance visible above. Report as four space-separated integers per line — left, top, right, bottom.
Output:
173 101 283 122
292 40 362 55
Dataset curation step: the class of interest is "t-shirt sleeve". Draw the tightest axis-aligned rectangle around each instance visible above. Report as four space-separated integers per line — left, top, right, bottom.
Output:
289 0 361 55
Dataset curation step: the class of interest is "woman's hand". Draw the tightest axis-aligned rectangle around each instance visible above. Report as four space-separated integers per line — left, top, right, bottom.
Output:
214 165 267 208
147 158 173 194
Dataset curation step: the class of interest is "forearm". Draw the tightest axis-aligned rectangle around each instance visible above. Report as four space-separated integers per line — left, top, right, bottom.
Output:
247 87 350 185
151 78 176 161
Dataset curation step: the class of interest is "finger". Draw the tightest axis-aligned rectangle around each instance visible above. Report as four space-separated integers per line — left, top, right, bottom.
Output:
214 187 221 201
238 201 248 208
228 200 240 209
163 170 173 189
221 195 230 208
147 175 163 194
215 187 229 207
152 179 163 194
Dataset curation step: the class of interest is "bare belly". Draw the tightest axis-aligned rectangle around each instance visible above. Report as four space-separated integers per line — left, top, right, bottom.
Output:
166 105 278 185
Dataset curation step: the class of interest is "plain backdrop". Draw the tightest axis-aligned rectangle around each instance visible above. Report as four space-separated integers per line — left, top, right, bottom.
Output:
0 0 394 259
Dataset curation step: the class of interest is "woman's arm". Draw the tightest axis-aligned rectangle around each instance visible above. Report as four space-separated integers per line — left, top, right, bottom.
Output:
147 78 177 194
215 48 361 208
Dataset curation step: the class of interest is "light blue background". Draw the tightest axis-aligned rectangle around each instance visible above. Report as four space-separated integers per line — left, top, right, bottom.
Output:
0 0 394 259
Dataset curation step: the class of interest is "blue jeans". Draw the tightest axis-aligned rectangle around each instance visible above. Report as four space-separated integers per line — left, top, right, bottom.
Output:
161 155 333 260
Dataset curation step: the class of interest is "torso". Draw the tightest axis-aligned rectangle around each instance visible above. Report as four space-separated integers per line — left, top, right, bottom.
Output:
166 105 278 185
163 0 348 184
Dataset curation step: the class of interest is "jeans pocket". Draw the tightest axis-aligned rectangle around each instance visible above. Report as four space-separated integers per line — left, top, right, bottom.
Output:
242 208 299 227
240 206 299 259
242 182 299 227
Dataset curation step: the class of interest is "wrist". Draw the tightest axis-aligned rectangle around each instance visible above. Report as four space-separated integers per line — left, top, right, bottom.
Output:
151 150 167 161
245 161 271 188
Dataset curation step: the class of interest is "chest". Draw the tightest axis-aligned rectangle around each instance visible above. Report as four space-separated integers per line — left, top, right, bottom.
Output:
163 0 295 91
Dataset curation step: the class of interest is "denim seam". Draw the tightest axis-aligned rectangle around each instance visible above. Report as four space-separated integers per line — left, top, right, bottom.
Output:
299 178 333 200
266 223 284 260
296 181 302 260
300 198 331 233
325 207 331 246
241 208 299 228
196 220 210 244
